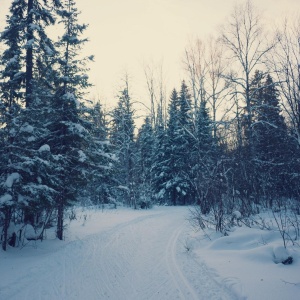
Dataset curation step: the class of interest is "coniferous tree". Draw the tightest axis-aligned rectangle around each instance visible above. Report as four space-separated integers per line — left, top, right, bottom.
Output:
164 88 180 205
136 116 155 207
154 83 195 205
0 0 62 250
46 0 97 240
0 0 24 250
86 101 115 207
252 73 292 204
110 87 136 207
191 100 219 213
152 115 168 204
175 81 194 204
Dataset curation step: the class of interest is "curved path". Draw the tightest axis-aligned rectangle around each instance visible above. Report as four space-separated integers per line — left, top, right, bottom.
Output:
1 207 238 300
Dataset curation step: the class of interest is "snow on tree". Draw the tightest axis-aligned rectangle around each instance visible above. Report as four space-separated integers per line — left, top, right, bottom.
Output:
0 0 62 250
136 116 155 207
110 83 136 207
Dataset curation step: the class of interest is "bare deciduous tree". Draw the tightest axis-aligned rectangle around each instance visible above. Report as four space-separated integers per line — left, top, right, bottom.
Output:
143 60 167 128
183 38 207 111
183 37 231 138
269 17 300 146
220 0 272 145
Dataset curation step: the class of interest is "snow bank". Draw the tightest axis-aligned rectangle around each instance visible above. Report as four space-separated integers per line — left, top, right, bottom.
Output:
188 212 300 300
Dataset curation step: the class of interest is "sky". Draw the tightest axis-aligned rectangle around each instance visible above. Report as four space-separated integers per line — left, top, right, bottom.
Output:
1 0 299 115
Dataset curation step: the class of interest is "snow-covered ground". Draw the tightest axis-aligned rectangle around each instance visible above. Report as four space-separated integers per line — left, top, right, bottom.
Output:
1 206 299 299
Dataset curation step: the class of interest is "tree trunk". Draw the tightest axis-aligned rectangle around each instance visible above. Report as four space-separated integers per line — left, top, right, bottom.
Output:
26 0 34 108
57 200 64 240
2 207 11 251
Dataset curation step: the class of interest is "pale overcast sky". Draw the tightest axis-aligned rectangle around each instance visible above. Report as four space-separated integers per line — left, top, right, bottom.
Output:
1 0 299 112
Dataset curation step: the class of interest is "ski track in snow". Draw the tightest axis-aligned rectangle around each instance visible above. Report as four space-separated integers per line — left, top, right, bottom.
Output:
1 207 239 300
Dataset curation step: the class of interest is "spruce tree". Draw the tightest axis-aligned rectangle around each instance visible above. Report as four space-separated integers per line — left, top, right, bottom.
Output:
252 73 291 203
136 116 155 207
47 0 96 240
110 87 136 207
86 101 114 207
175 81 194 204
154 84 194 205
164 88 180 205
192 100 218 213
152 116 168 204
0 0 62 250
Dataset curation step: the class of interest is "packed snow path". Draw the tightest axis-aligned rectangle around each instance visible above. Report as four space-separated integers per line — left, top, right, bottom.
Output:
1 207 238 300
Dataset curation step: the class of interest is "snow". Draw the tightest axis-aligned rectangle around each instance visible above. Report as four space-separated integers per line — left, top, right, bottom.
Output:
74 123 85 133
65 122 86 134
7 55 18 66
64 91 75 100
273 245 290 264
63 92 80 107
27 136 35 142
23 224 37 240
44 45 53 56
20 124 34 133
5 172 20 188
78 150 87 162
188 213 300 300
0 193 12 204
29 24 40 31
117 185 130 192
39 144 50 152
0 206 299 300
232 210 242 220
25 39 34 47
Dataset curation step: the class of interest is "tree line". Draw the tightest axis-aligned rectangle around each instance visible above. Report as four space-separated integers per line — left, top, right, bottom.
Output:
0 0 299 250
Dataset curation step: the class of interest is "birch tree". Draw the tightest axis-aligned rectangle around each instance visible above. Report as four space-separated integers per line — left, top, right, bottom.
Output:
220 0 271 148
269 18 300 146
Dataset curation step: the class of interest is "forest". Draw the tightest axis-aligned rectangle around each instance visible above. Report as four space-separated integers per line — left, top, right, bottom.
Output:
0 0 300 252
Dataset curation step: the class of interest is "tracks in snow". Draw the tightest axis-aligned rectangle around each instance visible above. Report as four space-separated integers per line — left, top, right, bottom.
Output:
166 223 199 300
1 207 239 300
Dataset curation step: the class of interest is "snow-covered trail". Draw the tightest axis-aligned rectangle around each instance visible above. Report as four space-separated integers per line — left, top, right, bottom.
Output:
1 207 238 300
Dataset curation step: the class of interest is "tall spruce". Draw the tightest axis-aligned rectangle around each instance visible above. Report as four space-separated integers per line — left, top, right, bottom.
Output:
136 116 155 207
252 73 292 204
110 87 136 207
175 81 194 204
164 88 180 205
0 0 62 250
157 84 194 206
192 100 219 213
47 0 95 240
152 116 168 204
86 102 114 206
